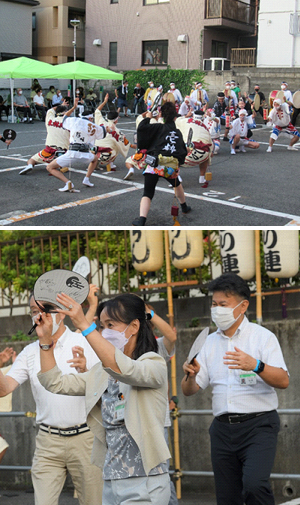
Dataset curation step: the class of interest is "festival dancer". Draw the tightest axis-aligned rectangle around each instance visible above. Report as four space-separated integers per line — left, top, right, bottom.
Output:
176 111 213 188
229 109 259 155
203 109 221 155
266 98 300 152
45 97 110 191
168 82 183 112
179 96 194 117
19 100 70 175
94 93 133 172
132 103 191 226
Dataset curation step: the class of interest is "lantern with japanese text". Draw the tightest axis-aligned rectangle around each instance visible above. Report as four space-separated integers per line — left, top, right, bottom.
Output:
220 230 255 280
263 230 299 279
168 230 203 269
130 230 164 272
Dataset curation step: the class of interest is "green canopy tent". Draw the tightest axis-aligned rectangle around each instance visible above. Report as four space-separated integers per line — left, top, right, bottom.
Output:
0 57 57 123
47 60 123 108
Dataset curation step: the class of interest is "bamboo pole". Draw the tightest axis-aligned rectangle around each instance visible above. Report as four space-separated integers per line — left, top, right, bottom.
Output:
255 230 262 325
164 231 181 499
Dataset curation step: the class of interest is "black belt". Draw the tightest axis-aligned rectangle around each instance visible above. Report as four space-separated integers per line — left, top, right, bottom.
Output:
69 144 89 153
40 422 90 436
216 411 271 425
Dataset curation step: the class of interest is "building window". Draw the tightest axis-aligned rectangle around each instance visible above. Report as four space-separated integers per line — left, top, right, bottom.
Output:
53 6 58 28
144 0 169 4
142 40 168 65
68 9 85 30
111 0 119 3
109 42 117 66
211 40 228 58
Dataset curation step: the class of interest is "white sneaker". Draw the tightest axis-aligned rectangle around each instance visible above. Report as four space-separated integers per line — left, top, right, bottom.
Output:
123 168 134 180
19 165 33 175
58 181 74 192
21 117 27 123
231 148 236 155
178 175 183 182
29 118 33 122
240 146 246 153
287 145 298 151
266 146 272 153
82 177 94 187
110 163 117 169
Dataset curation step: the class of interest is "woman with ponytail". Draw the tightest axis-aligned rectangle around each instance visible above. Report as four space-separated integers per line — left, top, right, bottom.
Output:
37 293 171 505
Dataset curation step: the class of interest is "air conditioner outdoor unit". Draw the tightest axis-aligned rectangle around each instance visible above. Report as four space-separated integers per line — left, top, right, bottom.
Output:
177 34 188 43
203 58 230 71
93 39 102 46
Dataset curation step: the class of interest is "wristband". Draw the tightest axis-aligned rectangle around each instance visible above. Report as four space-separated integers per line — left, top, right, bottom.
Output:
82 322 97 337
252 359 260 373
150 310 154 319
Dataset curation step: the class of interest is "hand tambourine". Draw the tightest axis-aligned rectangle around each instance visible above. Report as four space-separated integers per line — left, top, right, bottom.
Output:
2 129 17 149
28 269 89 335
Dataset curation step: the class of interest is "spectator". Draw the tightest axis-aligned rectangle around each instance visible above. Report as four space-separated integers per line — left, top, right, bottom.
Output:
115 80 129 117
13 88 33 123
46 86 56 108
0 347 16 464
0 95 9 120
133 83 145 114
75 87 85 116
52 89 63 107
33 89 47 121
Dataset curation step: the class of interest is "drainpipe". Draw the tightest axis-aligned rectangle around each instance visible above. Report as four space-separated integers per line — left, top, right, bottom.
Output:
291 0 298 67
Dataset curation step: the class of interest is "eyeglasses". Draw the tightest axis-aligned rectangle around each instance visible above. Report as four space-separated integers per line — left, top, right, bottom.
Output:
29 309 40 318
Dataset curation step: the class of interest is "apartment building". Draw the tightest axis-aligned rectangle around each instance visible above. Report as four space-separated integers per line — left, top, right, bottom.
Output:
0 0 39 61
85 0 257 71
32 0 86 64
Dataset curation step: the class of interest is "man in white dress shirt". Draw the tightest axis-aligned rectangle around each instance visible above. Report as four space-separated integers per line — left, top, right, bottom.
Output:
182 272 289 505
0 294 103 505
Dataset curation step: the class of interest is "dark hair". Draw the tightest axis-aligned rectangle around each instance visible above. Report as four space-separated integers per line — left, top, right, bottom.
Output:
208 273 250 301
161 102 177 123
217 92 225 98
55 105 67 115
97 294 158 359
107 111 118 121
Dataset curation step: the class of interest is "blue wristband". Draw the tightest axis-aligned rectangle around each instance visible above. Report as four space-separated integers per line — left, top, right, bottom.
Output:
253 359 260 373
150 310 155 319
82 322 97 337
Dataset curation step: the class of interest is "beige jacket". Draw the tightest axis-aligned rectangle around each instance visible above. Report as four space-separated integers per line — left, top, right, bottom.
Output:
38 349 170 475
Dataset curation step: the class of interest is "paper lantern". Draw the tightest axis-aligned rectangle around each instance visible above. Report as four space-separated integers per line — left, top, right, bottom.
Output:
169 230 203 269
220 230 255 280
130 230 164 272
263 230 299 278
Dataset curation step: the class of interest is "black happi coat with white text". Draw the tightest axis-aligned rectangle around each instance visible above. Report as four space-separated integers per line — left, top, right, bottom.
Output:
137 118 187 165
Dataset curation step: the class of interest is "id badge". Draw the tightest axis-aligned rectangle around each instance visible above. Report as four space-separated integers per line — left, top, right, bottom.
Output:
113 399 125 423
239 373 257 385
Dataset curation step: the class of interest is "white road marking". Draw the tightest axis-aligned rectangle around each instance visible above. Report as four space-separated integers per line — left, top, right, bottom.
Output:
0 187 140 225
228 196 241 201
278 499 300 505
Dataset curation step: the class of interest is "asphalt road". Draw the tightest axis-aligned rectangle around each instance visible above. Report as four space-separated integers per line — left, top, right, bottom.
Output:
0 116 300 227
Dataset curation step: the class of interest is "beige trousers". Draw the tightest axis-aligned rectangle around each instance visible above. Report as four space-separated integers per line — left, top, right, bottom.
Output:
31 429 103 505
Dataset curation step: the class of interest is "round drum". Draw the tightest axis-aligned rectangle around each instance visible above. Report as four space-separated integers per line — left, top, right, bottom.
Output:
149 88 158 102
269 90 278 108
276 90 285 103
162 92 175 104
254 93 261 111
293 90 300 108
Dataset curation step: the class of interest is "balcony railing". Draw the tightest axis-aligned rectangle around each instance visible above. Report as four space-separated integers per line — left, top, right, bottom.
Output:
231 47 256 67
206 0 256 26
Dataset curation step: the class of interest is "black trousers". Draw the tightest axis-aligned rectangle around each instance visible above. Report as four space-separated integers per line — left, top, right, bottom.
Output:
143 172 181 200
209 410 280 505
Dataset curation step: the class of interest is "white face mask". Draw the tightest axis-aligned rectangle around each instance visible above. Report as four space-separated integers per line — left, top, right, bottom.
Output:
150 84 154 88
171 85 175 89
211 300 244 331
18 90 23 94
225 85 230 90
102 324 131 352
281 85 286 90
51 313 62 335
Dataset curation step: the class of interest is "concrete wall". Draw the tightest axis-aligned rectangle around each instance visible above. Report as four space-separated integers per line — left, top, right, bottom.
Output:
257 0 300 68
1 295 300 497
